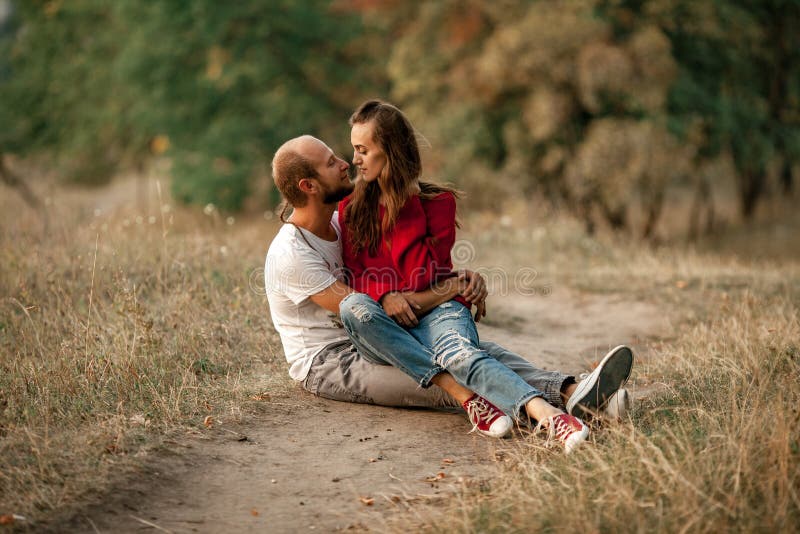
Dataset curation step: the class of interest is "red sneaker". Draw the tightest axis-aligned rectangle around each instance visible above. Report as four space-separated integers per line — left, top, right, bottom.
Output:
545 413 589 454
462 394 512 438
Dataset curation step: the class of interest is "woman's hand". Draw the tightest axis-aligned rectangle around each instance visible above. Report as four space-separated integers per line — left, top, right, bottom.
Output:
381 292 421 328
458 270 488 322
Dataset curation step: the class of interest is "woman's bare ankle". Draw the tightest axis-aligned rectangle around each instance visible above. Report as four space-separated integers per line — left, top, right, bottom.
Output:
525 396 563 425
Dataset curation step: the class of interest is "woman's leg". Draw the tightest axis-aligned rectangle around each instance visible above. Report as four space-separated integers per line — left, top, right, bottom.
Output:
339 293 474 403
478 340 575 410
408 300 554 422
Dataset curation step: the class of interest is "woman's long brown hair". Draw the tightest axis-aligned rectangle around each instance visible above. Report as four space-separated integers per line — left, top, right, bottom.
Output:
345 100 460 256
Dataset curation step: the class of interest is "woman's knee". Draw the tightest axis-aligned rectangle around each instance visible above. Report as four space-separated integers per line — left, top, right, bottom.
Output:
339 292 378 326
432 329 484 368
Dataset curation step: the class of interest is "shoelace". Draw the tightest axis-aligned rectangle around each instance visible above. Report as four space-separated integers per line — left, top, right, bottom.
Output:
465 397 495 433
534 414 578 443
550 415 577 442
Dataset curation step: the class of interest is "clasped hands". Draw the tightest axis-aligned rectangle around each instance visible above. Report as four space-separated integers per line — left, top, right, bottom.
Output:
379 270 488 328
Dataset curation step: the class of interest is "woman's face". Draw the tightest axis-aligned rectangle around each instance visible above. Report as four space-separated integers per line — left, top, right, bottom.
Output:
351 120 387 184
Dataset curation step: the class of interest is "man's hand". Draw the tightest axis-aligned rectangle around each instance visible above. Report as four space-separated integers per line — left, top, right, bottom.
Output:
381 292 421 328
458 270 488 322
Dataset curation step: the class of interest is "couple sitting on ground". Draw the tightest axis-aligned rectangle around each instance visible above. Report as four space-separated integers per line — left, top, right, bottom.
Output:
264 100 633 454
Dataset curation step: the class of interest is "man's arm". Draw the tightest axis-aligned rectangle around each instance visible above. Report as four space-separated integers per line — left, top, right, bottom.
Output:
308 280 354 314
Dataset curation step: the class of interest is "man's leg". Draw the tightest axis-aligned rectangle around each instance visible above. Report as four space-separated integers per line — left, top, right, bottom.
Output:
302 340 461 409
480 341 633 418
479 340 575 411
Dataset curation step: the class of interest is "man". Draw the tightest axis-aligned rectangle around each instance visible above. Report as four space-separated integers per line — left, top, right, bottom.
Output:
264 135 632 453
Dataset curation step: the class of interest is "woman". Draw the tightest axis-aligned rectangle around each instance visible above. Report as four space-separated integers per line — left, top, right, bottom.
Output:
338 100 595 453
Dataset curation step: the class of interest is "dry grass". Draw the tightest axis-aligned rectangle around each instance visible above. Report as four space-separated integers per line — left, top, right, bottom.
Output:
388 291 799 533
0 176 289 522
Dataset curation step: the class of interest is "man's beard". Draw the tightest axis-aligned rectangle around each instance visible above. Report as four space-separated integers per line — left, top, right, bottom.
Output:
322 181 354 204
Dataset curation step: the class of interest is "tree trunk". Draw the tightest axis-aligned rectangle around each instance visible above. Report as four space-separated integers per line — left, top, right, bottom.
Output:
780 161 793 194
642 188 664 240
688 173 714 241
737 167 764 220
0 153 42 210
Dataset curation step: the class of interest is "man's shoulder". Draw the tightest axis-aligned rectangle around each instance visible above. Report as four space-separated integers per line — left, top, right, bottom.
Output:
265 225 302 268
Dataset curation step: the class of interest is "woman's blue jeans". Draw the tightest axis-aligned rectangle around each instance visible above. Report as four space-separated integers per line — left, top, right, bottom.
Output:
340 293 544 420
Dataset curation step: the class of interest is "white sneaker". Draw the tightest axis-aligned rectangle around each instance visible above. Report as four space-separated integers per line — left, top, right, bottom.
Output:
566 345 633 419
603 388 631 421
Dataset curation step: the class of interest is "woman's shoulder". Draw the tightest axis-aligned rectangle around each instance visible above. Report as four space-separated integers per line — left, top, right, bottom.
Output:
419 190 456 208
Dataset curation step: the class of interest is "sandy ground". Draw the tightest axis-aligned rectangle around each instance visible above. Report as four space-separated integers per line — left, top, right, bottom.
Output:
66 289 670 533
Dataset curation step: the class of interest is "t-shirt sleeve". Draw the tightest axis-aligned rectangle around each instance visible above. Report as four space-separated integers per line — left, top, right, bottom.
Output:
265 242 338 305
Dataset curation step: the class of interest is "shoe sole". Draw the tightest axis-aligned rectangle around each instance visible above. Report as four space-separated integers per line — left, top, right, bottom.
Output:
604 388 631 421
567 345 633 419
475 415 513 438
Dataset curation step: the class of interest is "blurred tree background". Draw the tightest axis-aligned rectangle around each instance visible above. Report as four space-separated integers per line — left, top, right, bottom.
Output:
1 0 798 237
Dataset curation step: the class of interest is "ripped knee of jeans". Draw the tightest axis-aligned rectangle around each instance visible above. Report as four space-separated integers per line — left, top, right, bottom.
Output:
349 303 373 323
429 311 464 327
432 329 475 368
340 293 375 324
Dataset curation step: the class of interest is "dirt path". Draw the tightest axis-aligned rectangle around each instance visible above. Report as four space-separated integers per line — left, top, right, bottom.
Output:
69 289 669 533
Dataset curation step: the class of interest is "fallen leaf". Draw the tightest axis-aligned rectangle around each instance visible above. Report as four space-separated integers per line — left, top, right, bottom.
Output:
359 497 374 506
250 509 259 517
675 280 688 289
424 472 446 482
441 458 454 464
203 415 213 428
0 515 14 525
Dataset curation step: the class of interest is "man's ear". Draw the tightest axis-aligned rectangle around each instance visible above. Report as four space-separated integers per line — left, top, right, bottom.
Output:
298 177 316 195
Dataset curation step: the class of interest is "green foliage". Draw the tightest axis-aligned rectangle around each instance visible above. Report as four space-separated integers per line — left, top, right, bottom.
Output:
660 0 800 214
1 0 378 207
0 0 144 183
111 0 376 210
1 0 798 222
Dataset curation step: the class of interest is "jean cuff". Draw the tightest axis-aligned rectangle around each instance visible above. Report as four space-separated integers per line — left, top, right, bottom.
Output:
513 390 543 423
419 366 445 389
539 374 573 411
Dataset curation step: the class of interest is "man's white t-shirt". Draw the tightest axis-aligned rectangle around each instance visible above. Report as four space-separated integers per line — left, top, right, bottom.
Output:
264 213 349 381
